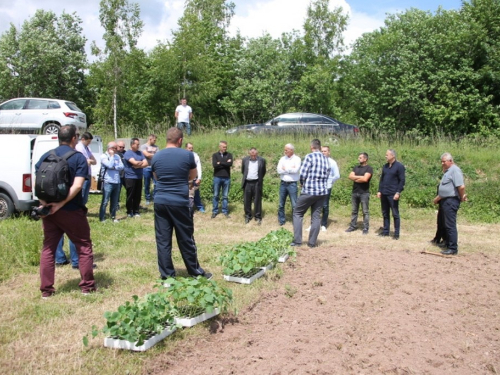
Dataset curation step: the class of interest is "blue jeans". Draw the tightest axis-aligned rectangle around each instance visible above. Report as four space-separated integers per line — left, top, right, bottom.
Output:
143 167 156 201
99 182 121 221
177 122 191 136
81 178 91 206
381 194 400 235
194 189 204 210
278 181 298 225
321 188 332 227
55 236 78 267
212 177 230 214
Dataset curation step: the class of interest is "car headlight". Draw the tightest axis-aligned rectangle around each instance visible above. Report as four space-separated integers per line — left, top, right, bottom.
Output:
226 128 238 134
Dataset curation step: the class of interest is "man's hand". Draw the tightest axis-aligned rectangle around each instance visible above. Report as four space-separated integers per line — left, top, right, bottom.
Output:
394 192 400 201
376 192 381 199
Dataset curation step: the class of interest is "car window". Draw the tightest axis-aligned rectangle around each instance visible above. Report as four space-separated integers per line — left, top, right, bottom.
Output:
48 101 61 109
26 99 49 109
302 115 324 124
65 102 82 111
0 99 27 110
276 114 300 125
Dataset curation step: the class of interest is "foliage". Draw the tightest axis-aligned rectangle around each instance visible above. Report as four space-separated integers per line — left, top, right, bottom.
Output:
0 10 87 104
257 228 296 256
162 276 233 316
85 293 177 346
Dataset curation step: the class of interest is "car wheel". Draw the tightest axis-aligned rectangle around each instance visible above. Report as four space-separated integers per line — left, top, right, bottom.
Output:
42 123 60 135
0 192 15 220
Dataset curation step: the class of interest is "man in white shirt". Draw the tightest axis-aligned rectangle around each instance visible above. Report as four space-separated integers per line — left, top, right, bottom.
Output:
319 146 340 231
175 98 193 136
277 143 301 226
186 142 205 213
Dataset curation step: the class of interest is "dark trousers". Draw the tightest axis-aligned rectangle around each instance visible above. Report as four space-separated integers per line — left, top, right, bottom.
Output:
244 180 263 219
154 203 205 278
380 194 400 235
321 188 332 227
433 204 447 244
40 209 95 295
125 178 142 215
441 197 460 251
349 192 370 230
293 193 327 246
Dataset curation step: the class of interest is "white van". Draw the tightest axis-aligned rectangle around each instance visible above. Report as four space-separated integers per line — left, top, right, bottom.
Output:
0 134 103 219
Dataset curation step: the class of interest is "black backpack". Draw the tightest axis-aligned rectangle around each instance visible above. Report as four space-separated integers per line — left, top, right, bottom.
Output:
35 150 77 202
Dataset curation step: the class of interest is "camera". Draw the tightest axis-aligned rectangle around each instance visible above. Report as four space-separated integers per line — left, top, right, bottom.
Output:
30 206 51 221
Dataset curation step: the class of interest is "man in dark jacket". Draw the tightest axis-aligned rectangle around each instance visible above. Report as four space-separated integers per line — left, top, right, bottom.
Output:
377 149 406 239
211 141 233 218
241 147 267 224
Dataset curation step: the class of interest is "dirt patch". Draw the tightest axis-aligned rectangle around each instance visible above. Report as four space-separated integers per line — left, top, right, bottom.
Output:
146 245 500 374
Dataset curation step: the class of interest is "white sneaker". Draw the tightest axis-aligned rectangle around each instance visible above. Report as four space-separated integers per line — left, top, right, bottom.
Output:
321 226 327 232
113 219 119 223
305 226 311 231
134 214 140 218
146 201 150 206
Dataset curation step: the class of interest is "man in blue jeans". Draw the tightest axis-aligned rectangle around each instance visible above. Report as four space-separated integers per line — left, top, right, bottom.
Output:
277 143 301 226
99 141 124 222
345 152 373 235
141 134 159 205
211 141 233 218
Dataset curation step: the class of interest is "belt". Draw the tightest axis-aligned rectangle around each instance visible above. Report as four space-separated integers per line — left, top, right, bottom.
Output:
281 181 297 184
246 179 258 182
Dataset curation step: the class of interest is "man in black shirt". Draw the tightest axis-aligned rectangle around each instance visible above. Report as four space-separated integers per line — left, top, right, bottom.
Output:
377 149 406 239
211 141 233 218
345 152 373 235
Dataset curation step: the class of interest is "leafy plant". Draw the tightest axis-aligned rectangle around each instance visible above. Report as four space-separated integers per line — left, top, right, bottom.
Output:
84 293 177 347
219 242 278 275
162 276 233 317
257 228 296 258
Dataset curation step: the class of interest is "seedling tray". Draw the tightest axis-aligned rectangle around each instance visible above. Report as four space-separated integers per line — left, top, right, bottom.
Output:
104 326 176 351
223 267 265 284
174 307 220 327
278 253 289 263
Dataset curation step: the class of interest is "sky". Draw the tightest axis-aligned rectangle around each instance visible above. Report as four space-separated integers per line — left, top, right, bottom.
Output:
0 0 464 56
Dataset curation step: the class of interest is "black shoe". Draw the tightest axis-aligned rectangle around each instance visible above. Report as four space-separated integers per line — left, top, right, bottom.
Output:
279 222 285 226
362 229 368 235
441 249 458 255
224 213 231 218
211 213 217 219
378 233 389 237
345 227 356 232
256 218 262 225
56 261 69 267
245 217 250 224
393 235 400 240
290 242 302 247
201 272 213 280
307 243 318 248
72 264 97 270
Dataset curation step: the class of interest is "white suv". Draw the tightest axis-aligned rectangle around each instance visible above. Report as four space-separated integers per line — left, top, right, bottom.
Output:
0 97 87 134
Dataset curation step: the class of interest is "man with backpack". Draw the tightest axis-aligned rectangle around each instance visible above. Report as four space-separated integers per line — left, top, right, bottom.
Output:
35 125 97 298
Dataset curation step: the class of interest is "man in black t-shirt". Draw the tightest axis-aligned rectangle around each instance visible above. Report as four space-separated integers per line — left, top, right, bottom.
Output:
345 152 373 235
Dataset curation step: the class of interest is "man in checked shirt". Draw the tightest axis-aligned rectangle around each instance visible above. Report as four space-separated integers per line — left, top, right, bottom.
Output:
291 139 331 248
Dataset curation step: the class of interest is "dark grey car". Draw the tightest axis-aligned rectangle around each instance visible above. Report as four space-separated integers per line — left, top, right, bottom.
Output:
226 112 359 136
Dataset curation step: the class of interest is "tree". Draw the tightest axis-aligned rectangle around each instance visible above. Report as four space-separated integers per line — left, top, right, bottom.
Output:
0 10 87 104
91 0 143 137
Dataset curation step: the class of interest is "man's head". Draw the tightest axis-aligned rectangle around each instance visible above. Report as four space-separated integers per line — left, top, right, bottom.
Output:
310 139 321 151
130 138 140 151
321 146 330 158
440 152 454 171
80 132 93 146
166 127 183 147
116 140 125 153
218 141 227 153
107 141 117 153
358 152 369 165
181 98 187 106
249 147 258 160
284 143 295 158
58 125 78 147
385 149 396 164
148 134 157 145
186 142 194 152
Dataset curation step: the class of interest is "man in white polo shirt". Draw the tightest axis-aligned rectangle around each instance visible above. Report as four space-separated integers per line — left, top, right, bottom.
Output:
175 98 193 136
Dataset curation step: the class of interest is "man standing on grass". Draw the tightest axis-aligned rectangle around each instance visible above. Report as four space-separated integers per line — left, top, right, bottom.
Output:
175 98 193 136
241 147 267 225
99 141 124 222
211 140 233 218
152 127 212 280
186 142 205 213
277 143 301 226
345 152 373 235
433 152 467 255
377 149 406 240
35 125 96 298
291 139 331 248
141 134 159 205
124 138 148 217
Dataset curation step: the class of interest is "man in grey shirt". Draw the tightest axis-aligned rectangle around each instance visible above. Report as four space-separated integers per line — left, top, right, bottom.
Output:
433 152 467 255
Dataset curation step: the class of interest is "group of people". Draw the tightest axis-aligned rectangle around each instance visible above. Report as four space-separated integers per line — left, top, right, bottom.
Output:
35 125 467 299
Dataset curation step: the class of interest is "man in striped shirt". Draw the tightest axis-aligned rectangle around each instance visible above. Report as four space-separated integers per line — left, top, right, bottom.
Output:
291 139 331 248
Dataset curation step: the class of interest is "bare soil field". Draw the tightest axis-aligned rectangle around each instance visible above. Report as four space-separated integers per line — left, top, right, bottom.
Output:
147 235 500 374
